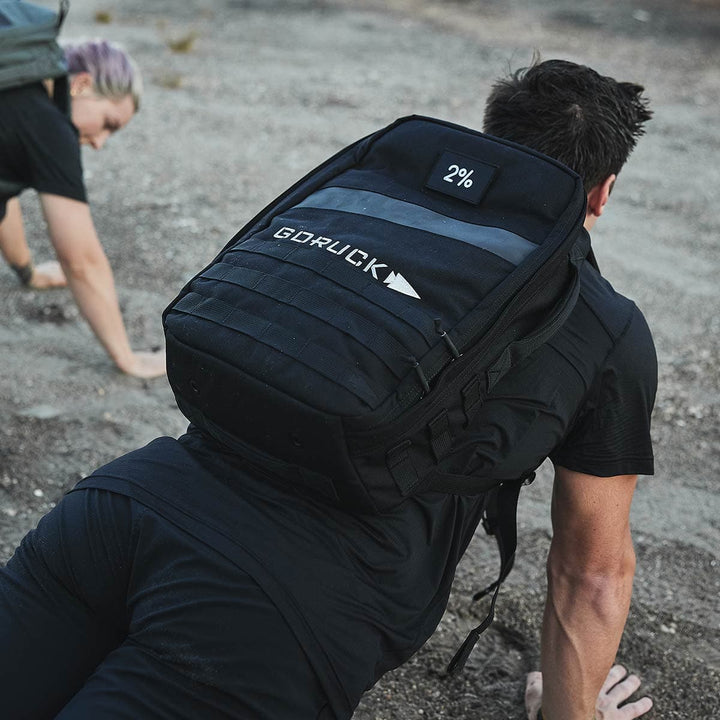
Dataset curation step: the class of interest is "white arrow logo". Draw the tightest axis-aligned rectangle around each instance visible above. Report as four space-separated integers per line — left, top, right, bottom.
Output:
384 272 420 299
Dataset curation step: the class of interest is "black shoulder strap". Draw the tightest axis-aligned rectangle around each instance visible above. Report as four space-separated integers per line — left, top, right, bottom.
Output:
446 473 530 674
71 437 354 719
485 230 590 393
52 1 70 113
57 0 70 28
586 246 600 272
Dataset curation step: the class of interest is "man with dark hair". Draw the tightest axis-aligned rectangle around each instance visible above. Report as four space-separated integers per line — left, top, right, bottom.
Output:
0 60 656 720
484 59 655 720
483 59 652 194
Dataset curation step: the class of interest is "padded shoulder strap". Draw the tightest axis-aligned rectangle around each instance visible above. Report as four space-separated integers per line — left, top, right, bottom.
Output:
485 229 590 393
70 437 354 718
54 0 70 28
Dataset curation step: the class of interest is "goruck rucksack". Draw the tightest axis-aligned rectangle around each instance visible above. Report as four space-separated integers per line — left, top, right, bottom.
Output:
162 115 590 670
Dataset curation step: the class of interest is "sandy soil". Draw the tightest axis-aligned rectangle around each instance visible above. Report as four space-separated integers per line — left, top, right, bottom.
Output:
1 0 718 717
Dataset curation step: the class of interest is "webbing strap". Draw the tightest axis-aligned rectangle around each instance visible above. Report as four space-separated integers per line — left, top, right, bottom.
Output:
201 263 407 376
485 235 587 392
173 292 380 408
428 410 452 461
461 375 484 426
446 476 525 675
227 240 437 346
386 440 423 497
57 0 69 28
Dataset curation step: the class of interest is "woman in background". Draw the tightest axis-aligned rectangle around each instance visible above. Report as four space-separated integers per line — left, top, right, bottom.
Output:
0 39 165 378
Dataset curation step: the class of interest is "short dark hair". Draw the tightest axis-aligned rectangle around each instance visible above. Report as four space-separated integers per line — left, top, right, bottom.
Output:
483 59 652 191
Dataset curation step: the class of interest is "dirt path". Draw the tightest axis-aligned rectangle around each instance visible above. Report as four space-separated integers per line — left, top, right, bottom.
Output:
1 1 718 717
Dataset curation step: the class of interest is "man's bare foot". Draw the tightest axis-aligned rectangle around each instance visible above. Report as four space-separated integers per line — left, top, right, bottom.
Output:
118 349 166 379
524 665 653 719
28 260 67 289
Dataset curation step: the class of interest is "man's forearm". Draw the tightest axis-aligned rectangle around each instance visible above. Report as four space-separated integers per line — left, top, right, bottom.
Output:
540 546 635 720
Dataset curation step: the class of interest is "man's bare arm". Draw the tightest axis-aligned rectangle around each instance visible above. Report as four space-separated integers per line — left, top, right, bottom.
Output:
538 467 650 720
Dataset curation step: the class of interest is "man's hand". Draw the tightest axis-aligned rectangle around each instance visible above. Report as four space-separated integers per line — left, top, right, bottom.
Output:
525 671 543 718
525 666 653 719
28 260 67 289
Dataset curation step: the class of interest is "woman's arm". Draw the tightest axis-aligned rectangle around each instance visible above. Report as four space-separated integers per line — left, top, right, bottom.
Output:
39 193 165 378
0 198 66 288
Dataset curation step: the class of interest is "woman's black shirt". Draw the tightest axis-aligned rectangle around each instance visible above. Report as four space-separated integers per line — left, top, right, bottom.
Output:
0 82 86 220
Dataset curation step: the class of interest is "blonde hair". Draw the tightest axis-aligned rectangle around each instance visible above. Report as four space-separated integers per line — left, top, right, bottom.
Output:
63 39 143 111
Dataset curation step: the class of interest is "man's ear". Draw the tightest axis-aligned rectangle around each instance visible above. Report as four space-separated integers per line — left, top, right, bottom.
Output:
586 174 616 220
69 72 94 97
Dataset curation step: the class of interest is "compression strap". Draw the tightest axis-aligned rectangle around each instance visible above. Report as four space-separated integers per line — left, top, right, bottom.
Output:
445 474 528 674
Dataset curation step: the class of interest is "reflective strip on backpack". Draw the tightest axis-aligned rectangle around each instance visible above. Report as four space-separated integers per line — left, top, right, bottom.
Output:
296 187 537 266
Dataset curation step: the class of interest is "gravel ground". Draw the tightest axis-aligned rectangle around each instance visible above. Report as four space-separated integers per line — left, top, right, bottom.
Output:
1 1 718 717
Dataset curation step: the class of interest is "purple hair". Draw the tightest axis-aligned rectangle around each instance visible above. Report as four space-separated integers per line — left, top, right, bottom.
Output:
63 39 143 110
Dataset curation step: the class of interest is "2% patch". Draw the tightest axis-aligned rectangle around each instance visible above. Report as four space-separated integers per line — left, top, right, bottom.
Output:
443 165 474 188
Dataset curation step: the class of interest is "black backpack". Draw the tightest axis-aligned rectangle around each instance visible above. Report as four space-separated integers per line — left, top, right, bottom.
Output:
163 115 589 670
0 0 69 98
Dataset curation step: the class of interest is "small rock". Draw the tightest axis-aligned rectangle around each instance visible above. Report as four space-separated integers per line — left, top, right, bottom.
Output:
17 405 61 420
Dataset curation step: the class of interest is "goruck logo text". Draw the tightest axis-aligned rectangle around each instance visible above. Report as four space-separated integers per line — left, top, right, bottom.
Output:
273 226 420 299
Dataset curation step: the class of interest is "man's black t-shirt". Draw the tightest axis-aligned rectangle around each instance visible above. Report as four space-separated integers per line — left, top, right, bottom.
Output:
79 258 657 718
0 83 86 220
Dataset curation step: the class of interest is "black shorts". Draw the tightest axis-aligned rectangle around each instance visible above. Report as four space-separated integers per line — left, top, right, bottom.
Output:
0 489 334 719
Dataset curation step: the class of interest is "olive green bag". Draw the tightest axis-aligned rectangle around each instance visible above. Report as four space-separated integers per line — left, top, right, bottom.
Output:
0 0 69 94
0 1 70 200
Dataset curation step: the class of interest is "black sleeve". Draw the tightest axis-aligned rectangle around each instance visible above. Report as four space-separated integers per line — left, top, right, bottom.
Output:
550 305 658 477
24 97 87 204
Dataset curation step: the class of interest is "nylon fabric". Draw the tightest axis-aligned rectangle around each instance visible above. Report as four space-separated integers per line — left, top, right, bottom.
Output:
227 237 438 342
296 186 537 265
0 488 337 719
173 291 381 408
163 116 588 512
199 263 409 376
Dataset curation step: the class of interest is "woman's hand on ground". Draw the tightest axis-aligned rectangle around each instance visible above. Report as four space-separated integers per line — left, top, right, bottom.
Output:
524 665 653 719
29 260 67 289
118 349 166 378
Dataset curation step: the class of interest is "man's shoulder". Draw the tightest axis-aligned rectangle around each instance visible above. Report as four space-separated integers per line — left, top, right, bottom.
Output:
548 263 658 477
576 262 642 342
547 260 656 397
